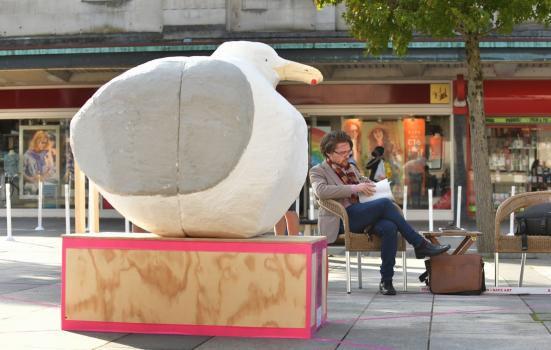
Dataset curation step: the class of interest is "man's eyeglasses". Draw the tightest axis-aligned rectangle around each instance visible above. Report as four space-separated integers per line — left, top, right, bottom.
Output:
333 150 352 157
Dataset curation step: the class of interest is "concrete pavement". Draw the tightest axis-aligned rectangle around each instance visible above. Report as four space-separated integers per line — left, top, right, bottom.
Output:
0 218 550 350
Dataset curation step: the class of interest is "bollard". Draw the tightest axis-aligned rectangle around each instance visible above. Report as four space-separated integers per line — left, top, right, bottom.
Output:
428 189 433 231
6 184 13 241
125 218 130 233
402 185 408 220
508 186 516 236
65 184 70 235
88 181 97 233
456 186 462 229
35 180 44 230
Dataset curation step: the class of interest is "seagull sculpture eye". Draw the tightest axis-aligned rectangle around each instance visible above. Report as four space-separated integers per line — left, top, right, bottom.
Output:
265 58 268 62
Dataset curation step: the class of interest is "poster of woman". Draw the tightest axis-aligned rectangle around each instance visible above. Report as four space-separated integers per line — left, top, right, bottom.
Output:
19 126 60 199
342 118 363 170
362 121 404 182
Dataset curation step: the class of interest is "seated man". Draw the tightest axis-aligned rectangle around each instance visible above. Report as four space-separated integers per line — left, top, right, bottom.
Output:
309 130 450 295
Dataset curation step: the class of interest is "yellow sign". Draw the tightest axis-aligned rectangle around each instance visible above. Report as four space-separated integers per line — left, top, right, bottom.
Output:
430 83 450 104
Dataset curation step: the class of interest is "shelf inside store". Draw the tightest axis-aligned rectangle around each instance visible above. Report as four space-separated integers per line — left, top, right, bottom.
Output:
490 172 528 184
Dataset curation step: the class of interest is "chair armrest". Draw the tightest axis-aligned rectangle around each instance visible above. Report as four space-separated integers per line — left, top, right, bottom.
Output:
494 190 551 241
318 199 350 232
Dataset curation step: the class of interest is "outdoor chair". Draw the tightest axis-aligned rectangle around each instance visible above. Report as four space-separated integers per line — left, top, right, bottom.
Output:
494 190 551 287
318 199 407 294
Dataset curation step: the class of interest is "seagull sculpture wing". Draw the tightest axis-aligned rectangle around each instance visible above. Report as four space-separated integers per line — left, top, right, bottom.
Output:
71 57 254 197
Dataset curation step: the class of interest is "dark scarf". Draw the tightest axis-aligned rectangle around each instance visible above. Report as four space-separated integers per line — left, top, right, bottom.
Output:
327 159 359 204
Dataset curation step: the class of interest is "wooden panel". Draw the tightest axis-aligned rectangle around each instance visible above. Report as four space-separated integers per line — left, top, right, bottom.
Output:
65 249 307 327
63 232 327 243
88 180 100 233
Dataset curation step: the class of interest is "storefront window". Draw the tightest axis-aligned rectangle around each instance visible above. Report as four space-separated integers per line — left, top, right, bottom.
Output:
488 124 551 207
0 119 73 209
337 115 452 210
402 116 451 210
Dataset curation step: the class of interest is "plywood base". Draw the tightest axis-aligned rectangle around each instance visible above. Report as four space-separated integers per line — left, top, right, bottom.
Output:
62 233 327 339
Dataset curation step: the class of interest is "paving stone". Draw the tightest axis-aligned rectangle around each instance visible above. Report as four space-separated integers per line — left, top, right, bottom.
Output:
96 334 211 350
1 220 551 350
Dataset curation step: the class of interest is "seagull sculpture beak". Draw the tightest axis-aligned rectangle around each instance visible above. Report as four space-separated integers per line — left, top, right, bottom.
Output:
275 60 323 86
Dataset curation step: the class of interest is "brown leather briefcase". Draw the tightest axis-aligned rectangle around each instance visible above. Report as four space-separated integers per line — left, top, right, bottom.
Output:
423 254 486 295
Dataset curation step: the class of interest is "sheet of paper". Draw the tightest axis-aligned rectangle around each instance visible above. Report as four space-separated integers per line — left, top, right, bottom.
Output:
359 179 395 203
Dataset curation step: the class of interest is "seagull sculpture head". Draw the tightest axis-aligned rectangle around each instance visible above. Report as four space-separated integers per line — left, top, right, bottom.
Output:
212 41 323 87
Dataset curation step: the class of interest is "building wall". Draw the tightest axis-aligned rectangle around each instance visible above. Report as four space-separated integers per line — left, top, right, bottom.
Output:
0 0 163 36
0 0 346 37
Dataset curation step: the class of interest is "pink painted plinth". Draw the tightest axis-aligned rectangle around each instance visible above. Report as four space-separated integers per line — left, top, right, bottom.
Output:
62 233 327 339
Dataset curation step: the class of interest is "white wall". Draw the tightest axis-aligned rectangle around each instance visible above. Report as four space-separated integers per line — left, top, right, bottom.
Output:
162 0 226 27
227 0 343 32
0 0 163 36
0 0 346 37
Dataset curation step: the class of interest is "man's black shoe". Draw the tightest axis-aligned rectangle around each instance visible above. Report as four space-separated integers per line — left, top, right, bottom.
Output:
414 240 451 259
379 280 396 295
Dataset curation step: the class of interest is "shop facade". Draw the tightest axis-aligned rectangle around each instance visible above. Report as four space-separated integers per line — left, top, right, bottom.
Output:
455 79 551 215
0 88 94 216
278 82 456 221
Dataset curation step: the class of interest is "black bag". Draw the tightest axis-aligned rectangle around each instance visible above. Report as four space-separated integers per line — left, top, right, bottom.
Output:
419 255 486 295
515 203 551 250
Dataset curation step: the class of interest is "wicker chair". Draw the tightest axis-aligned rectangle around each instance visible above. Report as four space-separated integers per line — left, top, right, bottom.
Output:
318 199 407 294
494 190 551 287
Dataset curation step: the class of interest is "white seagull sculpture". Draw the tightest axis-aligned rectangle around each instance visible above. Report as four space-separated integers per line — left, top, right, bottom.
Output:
70 41 323 238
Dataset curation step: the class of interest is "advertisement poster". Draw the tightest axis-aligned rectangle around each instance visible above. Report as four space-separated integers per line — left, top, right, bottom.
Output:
310 126 331 167
428 132 443 169
403 118 426 162
361 121 404 194
403 118 426 207
342 118 363 170
19 125 60 199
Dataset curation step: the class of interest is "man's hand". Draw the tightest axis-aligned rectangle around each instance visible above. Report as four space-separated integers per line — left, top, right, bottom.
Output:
355 182 376 197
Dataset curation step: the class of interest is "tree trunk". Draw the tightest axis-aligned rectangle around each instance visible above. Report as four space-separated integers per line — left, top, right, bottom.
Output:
465 33 495 253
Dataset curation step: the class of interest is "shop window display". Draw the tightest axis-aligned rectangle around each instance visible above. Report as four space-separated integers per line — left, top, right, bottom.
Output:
0 119 74 209
338 116 452 211
20 125 60 198
487 126 551 207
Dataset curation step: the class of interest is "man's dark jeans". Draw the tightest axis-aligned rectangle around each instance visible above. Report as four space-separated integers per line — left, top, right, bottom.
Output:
345 198 424 281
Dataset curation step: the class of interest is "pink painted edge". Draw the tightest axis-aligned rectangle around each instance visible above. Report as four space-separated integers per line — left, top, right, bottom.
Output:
312 239 327 253
305 247 312 330
61 320 313 339
62 237 319 254
61 239 67 330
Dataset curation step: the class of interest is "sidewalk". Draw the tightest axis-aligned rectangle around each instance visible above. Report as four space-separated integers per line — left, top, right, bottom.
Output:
0 218 550 350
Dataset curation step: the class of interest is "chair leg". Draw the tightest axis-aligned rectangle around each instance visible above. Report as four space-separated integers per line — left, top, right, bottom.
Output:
519 252 527 287
346 250 351 294
494 252 499 287
402 251 407 292
357 252 362 289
